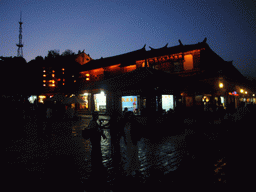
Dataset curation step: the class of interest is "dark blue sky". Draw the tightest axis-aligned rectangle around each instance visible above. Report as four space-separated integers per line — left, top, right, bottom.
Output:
1 0 255 77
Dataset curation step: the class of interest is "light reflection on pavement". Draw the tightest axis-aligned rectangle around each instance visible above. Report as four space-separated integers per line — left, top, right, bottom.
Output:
4 115 227 191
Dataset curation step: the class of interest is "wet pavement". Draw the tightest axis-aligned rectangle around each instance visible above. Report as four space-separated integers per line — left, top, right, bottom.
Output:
3 113 229 191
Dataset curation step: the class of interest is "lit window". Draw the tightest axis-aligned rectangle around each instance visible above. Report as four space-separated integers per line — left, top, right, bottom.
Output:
62 72 64 74
43 70 46 73
43 80 46 83
52 80 55 83
63 79 65 82
184 54 193 70
72 75 74 77
74 80 76 82
52 70 55 73
52 84 55 87
43 84 46 86
62 68 65 71
86 78 89 81
86 74 90 77
63 83 65 85
52 74 55 77
43 74 46 77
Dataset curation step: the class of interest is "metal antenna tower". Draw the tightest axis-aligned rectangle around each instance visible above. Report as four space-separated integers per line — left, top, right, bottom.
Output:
16 11 23 57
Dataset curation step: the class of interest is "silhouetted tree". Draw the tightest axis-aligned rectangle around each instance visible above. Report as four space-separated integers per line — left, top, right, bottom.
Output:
62 49 75 56
46 50 60 59
0 56 28 97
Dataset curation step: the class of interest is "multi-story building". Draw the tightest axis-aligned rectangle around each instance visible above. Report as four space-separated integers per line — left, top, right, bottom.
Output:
32 54 82 103
76 38 255 115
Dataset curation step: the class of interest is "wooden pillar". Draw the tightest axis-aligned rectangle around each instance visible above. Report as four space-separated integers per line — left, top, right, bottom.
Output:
89 91 95 113
146 93 156 114
106 91 122 115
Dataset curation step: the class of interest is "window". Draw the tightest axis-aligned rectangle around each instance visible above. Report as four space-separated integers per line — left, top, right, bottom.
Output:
43 74 46 77
174 62 182 72
183 54 193 70
52 74 55 77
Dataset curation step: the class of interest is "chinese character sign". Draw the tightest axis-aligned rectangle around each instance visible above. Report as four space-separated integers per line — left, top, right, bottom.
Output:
122 96 137 112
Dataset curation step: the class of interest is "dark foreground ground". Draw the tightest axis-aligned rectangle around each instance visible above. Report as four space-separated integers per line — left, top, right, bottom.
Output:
3 107 254 191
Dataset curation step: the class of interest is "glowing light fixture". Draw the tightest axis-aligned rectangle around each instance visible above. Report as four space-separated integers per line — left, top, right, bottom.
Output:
219 83 223 88
253 94 255 97
240 89 244 93
245 91 247 94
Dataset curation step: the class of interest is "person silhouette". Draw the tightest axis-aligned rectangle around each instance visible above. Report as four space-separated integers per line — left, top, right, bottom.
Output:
85 112 107 172
122 111 140 176
104 111 123 173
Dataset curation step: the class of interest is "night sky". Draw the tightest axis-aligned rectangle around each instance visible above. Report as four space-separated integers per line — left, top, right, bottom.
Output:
1 0 255 77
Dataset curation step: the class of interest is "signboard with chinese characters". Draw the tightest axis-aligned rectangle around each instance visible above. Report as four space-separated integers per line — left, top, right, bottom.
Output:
122 96 137 112
162 95 174 111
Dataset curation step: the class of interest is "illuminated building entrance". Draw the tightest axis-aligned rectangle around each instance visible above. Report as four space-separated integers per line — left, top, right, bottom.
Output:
79 93 89 110
94 91 106 112
162 95 174 111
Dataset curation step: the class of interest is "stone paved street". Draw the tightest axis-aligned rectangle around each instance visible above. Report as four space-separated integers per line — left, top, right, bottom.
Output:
3 113 229 191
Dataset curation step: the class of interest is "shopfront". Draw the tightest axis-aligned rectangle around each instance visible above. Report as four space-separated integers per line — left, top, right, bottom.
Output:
162 95 174 111
94 91 106 112
122 95 138 112
79 93 89 110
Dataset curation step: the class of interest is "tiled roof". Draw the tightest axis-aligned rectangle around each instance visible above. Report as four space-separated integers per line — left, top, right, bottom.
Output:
80 45 147 71
80 39 209 71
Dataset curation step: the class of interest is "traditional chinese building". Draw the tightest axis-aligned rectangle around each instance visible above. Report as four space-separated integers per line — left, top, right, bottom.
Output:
74 38 255 114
